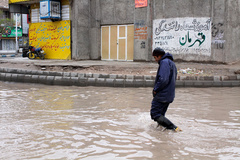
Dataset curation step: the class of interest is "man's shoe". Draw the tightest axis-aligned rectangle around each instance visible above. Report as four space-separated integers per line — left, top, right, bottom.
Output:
174 127 182 132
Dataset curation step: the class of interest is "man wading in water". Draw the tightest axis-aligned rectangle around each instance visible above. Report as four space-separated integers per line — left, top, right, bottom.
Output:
151 47 181 132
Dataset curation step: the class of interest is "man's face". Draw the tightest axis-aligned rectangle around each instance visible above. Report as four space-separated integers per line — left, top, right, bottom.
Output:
153 56 162 62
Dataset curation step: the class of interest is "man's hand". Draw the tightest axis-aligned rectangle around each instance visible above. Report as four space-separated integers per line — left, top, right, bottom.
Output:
152 90 157 97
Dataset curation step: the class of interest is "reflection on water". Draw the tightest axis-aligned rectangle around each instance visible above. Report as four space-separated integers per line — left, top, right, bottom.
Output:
0 81 239 160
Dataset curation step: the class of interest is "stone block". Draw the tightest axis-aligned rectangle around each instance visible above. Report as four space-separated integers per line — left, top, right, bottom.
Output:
87 78 96 86
125 79 134 87
115 79 124 87
145 80 154 87
99 74 109 78
204 76 214 81
134 75 143 79
71 72 79 77
46 76 55 85
17 74 25 82
203 81 213 87
36 71 44 75
11 74 18 81
213 76 221 82
78 73 85 78
53 76 62 85
31 75 39 83
231 81 240 87
61 77 72 86
5 73 12 81
96 78 106 86
176 81 184 87
24 75 32 83
77 77 87 86
237 75 240 80
184 81 194 87
117 74 125 79
71 77 79 85
228 76 237 80
93 73 100 78
38 75 47 84
63 72 71 77
126 75 134 79
86 73 93 78
134 79 144 87
0 73 6 80
144 75 152 80
109 74 117 79
193 81 204 87
42 71 50 76
222 81 233 87
212 81 222 87
31 70 39 75
221 76 228 81
105 78 115 87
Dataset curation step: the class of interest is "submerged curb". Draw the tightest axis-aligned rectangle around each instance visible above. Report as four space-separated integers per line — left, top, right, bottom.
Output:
0 67 240 87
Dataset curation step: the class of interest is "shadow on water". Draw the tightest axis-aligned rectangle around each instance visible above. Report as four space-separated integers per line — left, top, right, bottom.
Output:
0 81 239 160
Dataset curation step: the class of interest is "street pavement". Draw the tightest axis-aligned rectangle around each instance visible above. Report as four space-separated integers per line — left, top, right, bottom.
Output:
0 56 240 87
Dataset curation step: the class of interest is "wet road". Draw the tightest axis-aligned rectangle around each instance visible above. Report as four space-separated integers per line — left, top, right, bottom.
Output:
0 81 239 160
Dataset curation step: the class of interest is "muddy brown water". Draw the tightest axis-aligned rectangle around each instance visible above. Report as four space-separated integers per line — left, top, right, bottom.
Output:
0 81 239 160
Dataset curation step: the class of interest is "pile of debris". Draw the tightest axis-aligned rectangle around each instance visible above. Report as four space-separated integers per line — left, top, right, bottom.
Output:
178 68 204 76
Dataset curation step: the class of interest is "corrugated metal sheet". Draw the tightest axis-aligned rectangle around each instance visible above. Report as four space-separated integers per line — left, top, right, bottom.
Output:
31 8 39 23
62 5 70 20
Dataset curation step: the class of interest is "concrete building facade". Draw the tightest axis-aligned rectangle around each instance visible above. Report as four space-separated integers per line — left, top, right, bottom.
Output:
71 0 240 63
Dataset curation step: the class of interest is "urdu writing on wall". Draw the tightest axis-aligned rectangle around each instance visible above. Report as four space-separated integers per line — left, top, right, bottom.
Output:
153 17 211 56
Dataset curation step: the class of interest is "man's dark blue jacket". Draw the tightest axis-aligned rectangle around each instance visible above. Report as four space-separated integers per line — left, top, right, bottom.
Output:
153 52 177 103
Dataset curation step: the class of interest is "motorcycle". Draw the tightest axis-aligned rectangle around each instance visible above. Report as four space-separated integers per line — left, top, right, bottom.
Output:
27 46 46 60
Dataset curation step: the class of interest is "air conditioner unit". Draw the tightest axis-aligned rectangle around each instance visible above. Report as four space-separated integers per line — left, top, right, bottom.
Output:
40 0 61 20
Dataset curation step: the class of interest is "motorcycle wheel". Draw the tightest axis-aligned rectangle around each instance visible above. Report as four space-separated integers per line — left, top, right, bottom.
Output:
28 52 35 59
39 53 45 60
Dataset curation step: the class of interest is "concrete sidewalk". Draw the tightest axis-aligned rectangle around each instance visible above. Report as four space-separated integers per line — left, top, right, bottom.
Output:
0 57 240 87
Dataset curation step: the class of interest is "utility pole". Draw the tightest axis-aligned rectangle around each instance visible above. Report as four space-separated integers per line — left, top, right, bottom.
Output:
15 13 18 52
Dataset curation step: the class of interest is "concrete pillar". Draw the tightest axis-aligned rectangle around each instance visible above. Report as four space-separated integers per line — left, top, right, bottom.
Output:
89 0 101 60
134 1 152 61
71 0 90 60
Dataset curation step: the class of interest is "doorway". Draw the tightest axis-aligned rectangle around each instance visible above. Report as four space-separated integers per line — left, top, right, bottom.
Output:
101 25 134 61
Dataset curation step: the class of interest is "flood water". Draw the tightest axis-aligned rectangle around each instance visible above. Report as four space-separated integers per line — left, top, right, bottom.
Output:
0 81 239 160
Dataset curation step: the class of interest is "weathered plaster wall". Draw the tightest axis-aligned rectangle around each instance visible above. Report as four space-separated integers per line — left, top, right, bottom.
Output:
71 0 240 63
224 0 240 63
71 0 134 60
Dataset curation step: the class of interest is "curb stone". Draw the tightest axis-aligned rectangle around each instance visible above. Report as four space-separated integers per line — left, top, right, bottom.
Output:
0 67 239 87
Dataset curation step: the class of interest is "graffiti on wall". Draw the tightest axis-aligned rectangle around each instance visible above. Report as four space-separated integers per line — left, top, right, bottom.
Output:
153 17 211 56
135 20 148 40
211 22 225 49
29 20 71 59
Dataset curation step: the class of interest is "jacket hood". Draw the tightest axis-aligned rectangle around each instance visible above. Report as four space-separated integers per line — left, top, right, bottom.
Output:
158 52 174 63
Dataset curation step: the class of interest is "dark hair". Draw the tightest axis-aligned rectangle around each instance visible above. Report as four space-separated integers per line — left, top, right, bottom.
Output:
152 47 165 56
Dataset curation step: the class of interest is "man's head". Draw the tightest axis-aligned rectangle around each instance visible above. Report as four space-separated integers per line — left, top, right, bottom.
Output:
152 47 165 62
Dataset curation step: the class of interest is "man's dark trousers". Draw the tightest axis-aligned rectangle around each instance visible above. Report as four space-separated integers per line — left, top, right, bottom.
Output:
150 100 169 121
